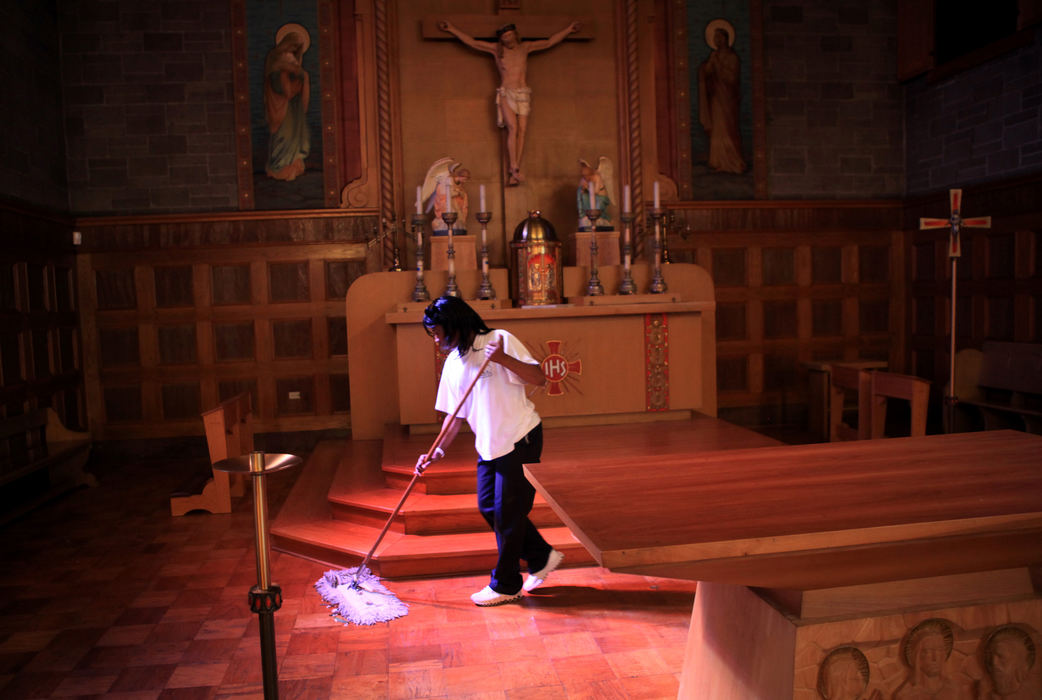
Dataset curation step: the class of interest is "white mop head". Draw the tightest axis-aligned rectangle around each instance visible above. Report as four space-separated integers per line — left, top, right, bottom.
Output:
315 566 409 625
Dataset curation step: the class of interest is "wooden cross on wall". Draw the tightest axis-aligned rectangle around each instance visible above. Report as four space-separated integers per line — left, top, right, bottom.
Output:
919 188 991 259
420 0 594 41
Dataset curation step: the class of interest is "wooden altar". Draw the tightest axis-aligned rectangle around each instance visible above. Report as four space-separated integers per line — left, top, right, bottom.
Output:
345 263 717 440
385 299 714 427
524 429 1042 699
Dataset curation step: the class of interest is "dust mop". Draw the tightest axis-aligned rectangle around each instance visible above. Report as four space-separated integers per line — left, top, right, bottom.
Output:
316 351 494 625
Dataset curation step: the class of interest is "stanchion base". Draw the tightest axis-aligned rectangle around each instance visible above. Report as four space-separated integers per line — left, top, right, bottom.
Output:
249 585 283 614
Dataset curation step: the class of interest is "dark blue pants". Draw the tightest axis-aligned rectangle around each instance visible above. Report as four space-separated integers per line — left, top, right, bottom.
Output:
476 424 552 594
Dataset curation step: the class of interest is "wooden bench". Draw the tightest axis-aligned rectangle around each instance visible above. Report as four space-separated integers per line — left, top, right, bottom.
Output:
955 341 1042 434
169 393 251 516
1 408 94 524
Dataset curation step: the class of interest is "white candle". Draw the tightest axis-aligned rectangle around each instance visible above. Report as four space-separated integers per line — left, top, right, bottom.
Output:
623 184 631 213
415 185 422 215
444 181 452 214
588 182 596 211
653 181 660 209
480 184 486 212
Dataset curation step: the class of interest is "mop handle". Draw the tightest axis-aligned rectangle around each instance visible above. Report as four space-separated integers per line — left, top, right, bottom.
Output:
357 349 495 574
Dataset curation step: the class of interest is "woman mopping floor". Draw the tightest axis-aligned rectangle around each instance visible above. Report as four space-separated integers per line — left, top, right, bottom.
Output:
415 296 565 606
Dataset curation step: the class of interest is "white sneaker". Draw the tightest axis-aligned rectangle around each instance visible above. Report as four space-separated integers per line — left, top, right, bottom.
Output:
523 549 564 592
470 585 523 606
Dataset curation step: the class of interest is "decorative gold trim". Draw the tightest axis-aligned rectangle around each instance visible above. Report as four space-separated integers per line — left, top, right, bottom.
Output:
229 0 254 210
645 313 669 411
672 0 693 200
318 0 341 207
750 0 767 199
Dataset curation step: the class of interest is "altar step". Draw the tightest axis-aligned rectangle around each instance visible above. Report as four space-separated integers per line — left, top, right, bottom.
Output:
270 428 594 579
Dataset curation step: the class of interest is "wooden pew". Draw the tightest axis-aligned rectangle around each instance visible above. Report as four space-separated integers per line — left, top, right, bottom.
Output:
955 341 1042 434
169 393 251 516
1 408 94 524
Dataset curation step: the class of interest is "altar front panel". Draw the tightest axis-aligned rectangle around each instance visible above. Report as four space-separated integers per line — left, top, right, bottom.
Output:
387 302 712 427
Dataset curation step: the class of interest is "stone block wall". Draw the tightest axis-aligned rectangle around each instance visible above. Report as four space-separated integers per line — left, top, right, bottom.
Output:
762 0 905 199
58 0 237 215
2 0 69 212
905 26 1042 195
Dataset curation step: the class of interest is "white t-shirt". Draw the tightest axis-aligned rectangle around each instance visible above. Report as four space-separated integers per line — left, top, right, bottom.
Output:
435 330 541 461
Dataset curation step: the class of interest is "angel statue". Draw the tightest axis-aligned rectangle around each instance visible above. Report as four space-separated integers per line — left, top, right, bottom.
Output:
422 158 471 235
577 157 615 231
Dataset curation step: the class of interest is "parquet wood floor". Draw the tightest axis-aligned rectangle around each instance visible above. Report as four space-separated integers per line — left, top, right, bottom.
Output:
0 443 698 699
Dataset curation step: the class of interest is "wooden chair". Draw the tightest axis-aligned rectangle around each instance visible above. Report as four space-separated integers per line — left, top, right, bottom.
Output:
170 393 252 516
828 365 872 442
868 372 931 439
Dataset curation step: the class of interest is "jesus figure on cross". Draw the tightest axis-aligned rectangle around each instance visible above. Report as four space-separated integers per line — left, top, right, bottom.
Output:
439 19 581 186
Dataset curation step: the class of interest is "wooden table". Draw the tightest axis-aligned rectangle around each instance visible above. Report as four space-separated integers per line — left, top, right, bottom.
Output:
525 429 1042 698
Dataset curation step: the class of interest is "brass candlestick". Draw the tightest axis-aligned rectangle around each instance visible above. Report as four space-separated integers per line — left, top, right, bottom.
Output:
476 211 496 299
411 213 429 303
583 208 605 296
618 211 637 295
387 219 402 272
649 208 668 294
440 211 459 297
662 211 674 264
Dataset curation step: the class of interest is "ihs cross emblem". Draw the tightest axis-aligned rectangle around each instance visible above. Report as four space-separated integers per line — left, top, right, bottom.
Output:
539 340 582 396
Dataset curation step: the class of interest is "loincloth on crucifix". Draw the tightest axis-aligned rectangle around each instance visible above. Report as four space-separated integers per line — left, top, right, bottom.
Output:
495 87 532 127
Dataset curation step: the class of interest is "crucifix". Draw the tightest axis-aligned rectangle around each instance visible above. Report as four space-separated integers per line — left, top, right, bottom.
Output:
421 3 592 187
919 189 991 433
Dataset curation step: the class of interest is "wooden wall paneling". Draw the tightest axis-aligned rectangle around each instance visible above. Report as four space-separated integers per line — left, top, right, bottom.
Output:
746 245 764 399
154 265 193 308
212 264 251 305
888 230 907 372
665 204 903 420
76 254 101 434
795 246 812 360
251 259 266 307
77 236 367 439
1014 231 1034 341
197 319 216 410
